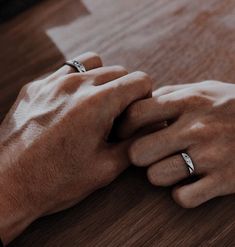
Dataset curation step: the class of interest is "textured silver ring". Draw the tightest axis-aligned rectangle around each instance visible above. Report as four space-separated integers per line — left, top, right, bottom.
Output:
65 60 86 73
181 152 195 175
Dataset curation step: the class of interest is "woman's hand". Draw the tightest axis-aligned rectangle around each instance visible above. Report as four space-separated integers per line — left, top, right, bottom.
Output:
0 52 152 244
118 80 235 208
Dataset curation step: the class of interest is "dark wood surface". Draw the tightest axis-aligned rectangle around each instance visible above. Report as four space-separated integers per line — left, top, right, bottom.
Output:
1 0 235 246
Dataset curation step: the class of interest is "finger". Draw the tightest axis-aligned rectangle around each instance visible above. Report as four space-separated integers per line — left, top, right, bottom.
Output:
101 71 153 118
117 94 183 139
172 176 220 208
50 65 128 91
129 122 189 167
49 52 103 79
86 65 128 86
147 154 192 187
153 83 194 97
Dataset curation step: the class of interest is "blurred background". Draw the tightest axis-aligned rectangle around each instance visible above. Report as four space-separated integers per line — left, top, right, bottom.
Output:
0 0 42 22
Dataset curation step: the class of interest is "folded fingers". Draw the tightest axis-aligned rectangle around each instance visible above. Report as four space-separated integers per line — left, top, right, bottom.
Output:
119 83 228 208
117 93 184 139
128 119 189 167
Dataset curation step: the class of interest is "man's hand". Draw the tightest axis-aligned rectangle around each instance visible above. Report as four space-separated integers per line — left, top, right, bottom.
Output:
0 52 152 244
118 80 235 208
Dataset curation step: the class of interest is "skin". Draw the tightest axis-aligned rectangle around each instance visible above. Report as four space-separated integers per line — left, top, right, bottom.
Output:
118 80 235 208
0 52 153 245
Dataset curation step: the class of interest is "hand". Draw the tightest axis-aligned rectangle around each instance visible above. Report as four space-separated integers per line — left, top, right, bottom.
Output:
0 52 152 244
118 80 235 208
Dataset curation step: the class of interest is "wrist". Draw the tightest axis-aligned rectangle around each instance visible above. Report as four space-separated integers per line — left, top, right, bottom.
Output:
0 186 36 245
0 147 40 245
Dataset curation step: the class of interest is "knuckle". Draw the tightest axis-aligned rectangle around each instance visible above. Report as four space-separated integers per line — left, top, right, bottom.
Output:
114 65 128 74
86 51 100 59
133 71 149 80
129 71 153 95
88 52 102 65
132 71 152 84
81 52 103 68
188 120 206 133
186 119 215 142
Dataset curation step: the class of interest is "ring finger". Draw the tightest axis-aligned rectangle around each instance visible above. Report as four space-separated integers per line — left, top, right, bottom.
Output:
147 151 201 187
50 52 103 79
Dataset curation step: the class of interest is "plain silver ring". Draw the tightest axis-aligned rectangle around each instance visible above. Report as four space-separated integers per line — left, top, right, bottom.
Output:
181 152 195 176
65 60 86 73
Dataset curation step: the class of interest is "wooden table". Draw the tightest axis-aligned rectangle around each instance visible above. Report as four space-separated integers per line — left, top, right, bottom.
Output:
1 0 235 246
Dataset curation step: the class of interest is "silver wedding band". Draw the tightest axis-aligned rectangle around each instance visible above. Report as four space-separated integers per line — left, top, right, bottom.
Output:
181 152 195 176
65 59 86 73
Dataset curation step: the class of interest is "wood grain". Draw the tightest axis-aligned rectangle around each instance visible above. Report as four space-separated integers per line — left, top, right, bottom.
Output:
0 0 235 246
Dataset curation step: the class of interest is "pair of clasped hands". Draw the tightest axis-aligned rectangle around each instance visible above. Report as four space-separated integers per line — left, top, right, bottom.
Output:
0 53 235 244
